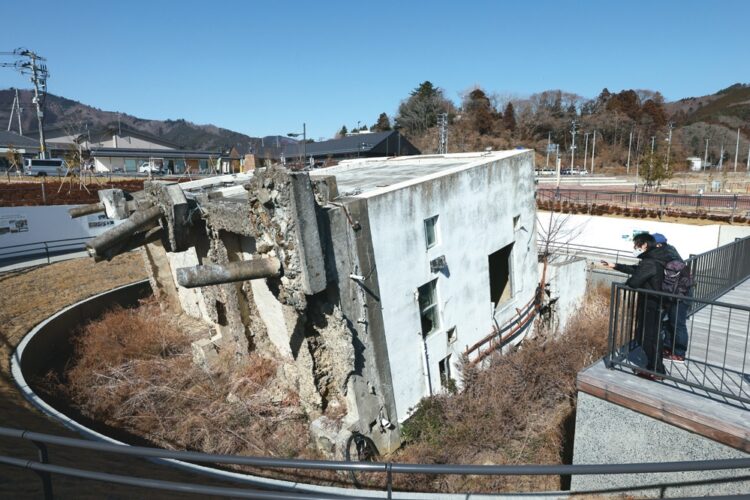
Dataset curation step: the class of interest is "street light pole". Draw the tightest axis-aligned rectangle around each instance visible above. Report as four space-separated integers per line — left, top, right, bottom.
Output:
287 122 307 169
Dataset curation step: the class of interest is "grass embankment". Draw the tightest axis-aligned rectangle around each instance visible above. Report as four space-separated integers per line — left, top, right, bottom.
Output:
52 284 610 493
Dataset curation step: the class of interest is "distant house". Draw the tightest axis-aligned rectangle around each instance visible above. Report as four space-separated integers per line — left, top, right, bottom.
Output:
44 124 221 174
255 131 420 167
687 156 703 171
0 130 43 155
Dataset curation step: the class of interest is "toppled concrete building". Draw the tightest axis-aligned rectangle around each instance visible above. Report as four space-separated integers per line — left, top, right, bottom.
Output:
75 150 539 457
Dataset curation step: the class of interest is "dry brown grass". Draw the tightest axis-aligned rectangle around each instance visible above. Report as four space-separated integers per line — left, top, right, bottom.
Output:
42 277 611 493
391 285 611 493
50 299 313 460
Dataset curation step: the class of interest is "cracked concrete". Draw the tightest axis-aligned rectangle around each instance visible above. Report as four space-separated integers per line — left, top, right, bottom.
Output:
88 167 401 458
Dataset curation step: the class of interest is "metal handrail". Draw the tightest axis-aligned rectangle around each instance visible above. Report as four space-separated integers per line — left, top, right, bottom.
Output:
604 236 750 404
538 188 750 212
0 237 90 265
540 240 636 265
1 426 749 499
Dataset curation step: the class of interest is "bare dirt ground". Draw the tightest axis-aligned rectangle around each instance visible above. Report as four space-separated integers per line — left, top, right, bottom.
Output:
0 253 231 498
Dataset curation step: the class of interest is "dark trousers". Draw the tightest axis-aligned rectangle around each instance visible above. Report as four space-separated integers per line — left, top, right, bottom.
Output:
663 289 692 357
635 298 665 374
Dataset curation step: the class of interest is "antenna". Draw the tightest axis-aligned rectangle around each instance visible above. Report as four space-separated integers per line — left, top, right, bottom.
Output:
7 88 23 135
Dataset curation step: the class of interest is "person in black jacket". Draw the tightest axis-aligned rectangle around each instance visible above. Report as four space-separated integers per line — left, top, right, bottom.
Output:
652 233 690 362
602 233 672 378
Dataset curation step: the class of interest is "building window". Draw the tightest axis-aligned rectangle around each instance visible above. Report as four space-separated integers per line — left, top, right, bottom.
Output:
424 215 438 249
446 326 457 345
439 355 453 391
489 243 514 307
418 279 440 336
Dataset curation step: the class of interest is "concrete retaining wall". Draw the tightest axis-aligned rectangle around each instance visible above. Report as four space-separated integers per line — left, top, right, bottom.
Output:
539 211 750 258
571 392 749 497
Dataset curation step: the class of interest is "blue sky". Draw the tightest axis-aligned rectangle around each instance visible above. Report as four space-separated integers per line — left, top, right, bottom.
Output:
1 0 748 140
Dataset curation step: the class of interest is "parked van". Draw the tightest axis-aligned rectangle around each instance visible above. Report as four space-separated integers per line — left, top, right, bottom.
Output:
23 158 68 177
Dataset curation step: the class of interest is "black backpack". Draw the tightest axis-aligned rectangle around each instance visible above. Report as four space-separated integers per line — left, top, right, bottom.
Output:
662 260 693 295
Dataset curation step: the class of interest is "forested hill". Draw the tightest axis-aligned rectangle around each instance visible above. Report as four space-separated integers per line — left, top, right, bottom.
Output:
0 89 260 151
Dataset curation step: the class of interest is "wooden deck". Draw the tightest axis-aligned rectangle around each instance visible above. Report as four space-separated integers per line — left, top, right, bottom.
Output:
578 279 750 452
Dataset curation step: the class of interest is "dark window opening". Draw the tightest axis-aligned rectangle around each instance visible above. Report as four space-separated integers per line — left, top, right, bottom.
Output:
439 355 452 389
446 326 457 344
418 279 440 336
489 243 514 307
215 300 228 326
424 215 438 249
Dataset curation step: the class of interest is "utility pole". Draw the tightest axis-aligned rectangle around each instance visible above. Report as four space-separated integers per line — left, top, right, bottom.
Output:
583 132 590 171
704 138 709 172
591 130 597 174
1 49 49 158
734 128 740 173
545 131 551 168
437 113 448 154
719 140 725 171
635 130 642 179
626 128 633 175
666 122 673 173
570 120 577 170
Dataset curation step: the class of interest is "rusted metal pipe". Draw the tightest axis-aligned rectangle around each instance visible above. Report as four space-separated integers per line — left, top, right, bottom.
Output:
86 205 162 260
176 258 281 288
69 203 104 218
93 226 164 262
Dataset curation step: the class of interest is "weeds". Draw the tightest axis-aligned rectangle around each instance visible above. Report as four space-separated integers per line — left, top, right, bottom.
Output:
49 298 312 460
392 285 610 493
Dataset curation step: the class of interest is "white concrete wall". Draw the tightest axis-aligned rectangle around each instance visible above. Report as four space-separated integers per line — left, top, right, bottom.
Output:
0 205 122 248
538 211 750 258
365 152 538 420
572 392 749 496
94 157 126 173
546 257 588 334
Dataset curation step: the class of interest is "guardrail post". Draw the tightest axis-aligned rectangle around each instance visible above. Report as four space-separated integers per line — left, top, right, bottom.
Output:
386 462 393 500
32 440 54 500
44 242 50 264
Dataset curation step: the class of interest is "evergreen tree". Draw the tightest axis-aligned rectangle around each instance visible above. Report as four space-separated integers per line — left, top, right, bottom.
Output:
503 102 517 132
373 112 392 132
337 125 348 137
464 88 495 135
395 81 453 136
